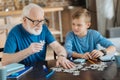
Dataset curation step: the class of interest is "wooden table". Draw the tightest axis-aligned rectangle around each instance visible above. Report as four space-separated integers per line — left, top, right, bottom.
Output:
7 60 120 80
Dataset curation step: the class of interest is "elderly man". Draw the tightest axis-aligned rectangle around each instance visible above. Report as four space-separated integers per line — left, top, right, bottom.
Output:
3 3 74 69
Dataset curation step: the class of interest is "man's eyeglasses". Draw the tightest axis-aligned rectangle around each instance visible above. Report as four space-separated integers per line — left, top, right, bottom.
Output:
25 17 45 26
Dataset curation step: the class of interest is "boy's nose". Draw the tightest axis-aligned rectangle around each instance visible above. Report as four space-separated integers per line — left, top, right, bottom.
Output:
74 26 79 30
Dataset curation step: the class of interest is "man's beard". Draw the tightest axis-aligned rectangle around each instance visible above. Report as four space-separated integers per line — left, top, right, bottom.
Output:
26 23 43 35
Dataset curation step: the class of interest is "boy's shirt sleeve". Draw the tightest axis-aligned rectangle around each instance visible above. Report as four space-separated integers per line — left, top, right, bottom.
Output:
94 31 114 48
64 32 74 57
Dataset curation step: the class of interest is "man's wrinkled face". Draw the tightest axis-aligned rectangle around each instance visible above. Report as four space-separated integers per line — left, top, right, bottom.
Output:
24 7 45 35
26 19 43 35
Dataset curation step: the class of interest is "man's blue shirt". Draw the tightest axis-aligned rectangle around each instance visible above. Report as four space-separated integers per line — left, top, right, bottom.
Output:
64 29 114 57
4 24 55 66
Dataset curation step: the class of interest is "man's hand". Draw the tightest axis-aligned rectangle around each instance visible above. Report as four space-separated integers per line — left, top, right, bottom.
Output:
27 43 44 54
81 52 92 59
90 50 104 59
56 56 75 69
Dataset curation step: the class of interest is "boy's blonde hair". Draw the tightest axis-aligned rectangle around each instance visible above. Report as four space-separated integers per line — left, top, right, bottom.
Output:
72 7 91 23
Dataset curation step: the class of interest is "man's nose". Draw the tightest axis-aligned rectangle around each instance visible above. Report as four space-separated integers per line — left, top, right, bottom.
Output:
35 23 42 27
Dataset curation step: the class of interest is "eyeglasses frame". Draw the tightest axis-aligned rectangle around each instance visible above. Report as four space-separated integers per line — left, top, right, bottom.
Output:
25 16 45 26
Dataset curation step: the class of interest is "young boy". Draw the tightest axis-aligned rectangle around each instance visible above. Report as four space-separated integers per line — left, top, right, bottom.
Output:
64 7 116 60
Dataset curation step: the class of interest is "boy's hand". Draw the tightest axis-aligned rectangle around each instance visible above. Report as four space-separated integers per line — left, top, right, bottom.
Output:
90 50 104 59
82 52 92 59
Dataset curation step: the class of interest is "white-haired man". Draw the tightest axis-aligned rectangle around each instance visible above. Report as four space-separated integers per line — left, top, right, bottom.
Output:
3 3 75 69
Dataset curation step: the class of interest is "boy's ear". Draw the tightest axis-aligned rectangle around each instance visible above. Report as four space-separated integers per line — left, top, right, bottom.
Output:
87 22 91 28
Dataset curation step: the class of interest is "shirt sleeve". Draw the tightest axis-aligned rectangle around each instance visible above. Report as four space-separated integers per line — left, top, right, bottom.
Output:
94 31 114 48
4 31 17 53
64 32 74 58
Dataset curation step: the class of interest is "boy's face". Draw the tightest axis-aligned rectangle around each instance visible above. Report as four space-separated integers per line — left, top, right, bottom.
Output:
72 17 90 36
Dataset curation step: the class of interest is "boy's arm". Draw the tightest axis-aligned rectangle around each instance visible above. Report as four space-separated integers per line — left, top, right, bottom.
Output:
104 46 116 54
72 52 92 59
90 46 116 58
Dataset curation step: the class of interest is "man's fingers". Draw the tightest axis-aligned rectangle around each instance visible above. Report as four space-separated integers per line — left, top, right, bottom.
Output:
60 62 67 69
56 61 60 67
56 58 75 69
67 61 75 69
61 60 68 69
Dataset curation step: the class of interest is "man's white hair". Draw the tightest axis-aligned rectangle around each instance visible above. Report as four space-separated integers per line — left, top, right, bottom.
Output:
21 3 44 18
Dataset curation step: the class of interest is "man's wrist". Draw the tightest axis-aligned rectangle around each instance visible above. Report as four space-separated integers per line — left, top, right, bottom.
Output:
58 54 67 58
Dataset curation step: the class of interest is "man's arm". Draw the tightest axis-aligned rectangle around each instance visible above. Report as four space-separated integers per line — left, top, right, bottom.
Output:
49 41 75 69
2 43 44 66
2 48 30 66
49 41 67 57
